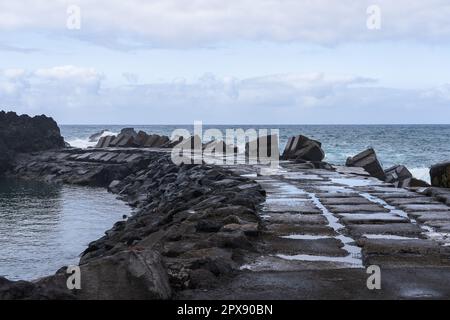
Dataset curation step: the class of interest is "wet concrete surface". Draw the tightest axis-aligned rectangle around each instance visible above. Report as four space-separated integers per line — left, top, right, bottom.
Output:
208 162 450 299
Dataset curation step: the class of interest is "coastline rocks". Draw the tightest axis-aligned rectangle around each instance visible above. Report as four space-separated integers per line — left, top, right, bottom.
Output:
385 165 413 188
0 276 75 300
77 250 171 300
0 111 66 174
346 148 386 181
95 128 171 149
89 129 108 142
281 135 325 162
245 135 279 159
8 149 265 297
430 162 450 188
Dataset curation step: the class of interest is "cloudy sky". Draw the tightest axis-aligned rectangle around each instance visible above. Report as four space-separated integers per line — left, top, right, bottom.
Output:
1 0 450 124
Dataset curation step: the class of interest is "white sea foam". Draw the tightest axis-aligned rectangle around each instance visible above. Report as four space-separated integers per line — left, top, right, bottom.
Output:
410 167 431 184
67 130 118 149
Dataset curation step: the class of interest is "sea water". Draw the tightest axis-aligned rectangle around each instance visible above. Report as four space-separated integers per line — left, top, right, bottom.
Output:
62 124 450 183
0 178 131 281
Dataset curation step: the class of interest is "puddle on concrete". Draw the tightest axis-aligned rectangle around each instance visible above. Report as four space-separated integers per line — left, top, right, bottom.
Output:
276 253 362 267
363 234 419 240
331 178 377 187
339 213 408 222
281 234 332 240
283 173 323 181
360 192 450 245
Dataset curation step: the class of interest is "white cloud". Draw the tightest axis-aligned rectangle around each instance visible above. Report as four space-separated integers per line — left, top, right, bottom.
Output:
1 0 450 47
1 66 450 124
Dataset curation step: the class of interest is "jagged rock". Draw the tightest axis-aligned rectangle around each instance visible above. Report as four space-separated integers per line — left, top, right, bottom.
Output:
385 165 413 187
7 149 265 299
409 178 430 188
281 135 324 162
94 128 171 149
203 140 238 155
0 276 75 300
0 111 66 174
162 136 184 148
89 130 108 142
245 135 279 159
346 148 386 181
151 135 170 148
76 250 171 300
430 162 450 188
95 135 116 148
135 131 149 146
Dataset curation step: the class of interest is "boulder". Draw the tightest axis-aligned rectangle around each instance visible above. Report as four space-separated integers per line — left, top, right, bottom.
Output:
95 129 172 149
151 135 170 148
77 250 171 300
203 140 238 155
0 249 171 300
409 178 430 188
281 135 325 162
89 130 108 142
144 134 160 147
346 148 386 180
162 136 184 148
135 131 149 146
0 275 76 300
0 111 66 174
175 135 202 151
95 135 116 148
245 135 279 159
385 165 413 188
430 162 450 188
110 128 138 147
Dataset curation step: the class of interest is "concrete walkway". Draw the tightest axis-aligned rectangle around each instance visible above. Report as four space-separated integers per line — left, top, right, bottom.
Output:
181 161 450 299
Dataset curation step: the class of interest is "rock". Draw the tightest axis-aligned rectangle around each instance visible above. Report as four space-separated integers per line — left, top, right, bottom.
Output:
245 135 279 159
188 269 218 289
95 129 171 149
134 131 149 146
95 135 116 148
385 165 413 187
109 128 138 147
0 111 66 175
162 136 184 148
346 148 386 181
408 178 430 188
152 135 170 148
77 250 171 300
89 130 108 142
203 140 238 155
430 162 450 188
108 180 122 192
281 135 325 162
0 276 75 300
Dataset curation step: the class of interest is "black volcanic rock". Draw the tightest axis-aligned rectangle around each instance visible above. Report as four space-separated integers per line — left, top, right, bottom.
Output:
281 135 324 162
0 111 66 173
430 161 450 188
346 148 386 181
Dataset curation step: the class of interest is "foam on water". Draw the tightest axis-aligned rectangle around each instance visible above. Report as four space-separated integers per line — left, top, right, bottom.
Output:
66 130 118 149
410 167 431 184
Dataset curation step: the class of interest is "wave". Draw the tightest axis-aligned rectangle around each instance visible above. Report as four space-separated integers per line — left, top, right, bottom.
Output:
410 167 430 184
66 130 118 149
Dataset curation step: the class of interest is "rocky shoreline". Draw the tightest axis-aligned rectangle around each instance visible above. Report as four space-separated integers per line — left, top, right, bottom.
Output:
1 112 450 300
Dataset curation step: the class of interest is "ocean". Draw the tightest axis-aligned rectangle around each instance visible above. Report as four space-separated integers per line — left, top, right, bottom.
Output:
62 124 450 183
0 179 131 281
1 124 449 281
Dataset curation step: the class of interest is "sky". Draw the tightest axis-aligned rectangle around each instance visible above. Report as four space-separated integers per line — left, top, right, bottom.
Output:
1 0 450 124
